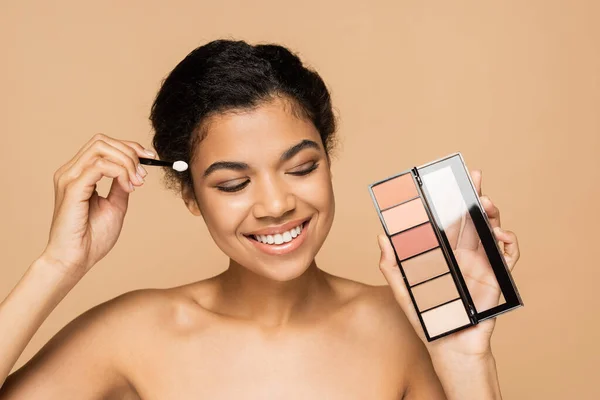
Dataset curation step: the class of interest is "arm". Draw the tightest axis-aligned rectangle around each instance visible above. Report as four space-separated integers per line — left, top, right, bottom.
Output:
403 351 501 400
0 134 153 396
0 279 134 399
429 353 502 399
0 257 77 387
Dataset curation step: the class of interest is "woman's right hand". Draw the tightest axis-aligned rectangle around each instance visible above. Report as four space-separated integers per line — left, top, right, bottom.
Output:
40 133 156 280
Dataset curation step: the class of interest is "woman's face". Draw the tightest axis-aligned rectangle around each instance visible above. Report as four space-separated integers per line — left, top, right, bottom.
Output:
184 97 335 281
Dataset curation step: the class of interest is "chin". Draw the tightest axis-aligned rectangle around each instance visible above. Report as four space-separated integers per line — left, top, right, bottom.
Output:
246 256 316 282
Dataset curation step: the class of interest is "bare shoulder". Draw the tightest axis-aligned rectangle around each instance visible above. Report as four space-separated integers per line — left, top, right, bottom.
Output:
94 285 214 335
326 275 422 349
1 285 212 399
330 276 434 358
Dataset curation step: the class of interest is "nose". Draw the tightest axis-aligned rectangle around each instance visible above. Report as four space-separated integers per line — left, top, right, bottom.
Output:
252 175 296 219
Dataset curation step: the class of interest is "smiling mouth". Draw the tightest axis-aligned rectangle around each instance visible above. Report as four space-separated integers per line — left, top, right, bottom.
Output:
245 221 307 245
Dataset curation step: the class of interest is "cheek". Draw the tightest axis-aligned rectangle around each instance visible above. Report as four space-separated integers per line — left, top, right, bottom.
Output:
198 192 251 236
296 171 335 213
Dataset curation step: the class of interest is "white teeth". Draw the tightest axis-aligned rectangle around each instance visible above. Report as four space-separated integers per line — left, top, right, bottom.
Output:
250 222 306 245
282 231 292 242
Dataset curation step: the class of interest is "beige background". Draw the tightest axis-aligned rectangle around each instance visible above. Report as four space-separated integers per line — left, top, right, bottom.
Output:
1 0 598 398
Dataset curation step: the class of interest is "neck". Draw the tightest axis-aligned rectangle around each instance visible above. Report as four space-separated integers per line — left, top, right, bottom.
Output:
214 259 332 328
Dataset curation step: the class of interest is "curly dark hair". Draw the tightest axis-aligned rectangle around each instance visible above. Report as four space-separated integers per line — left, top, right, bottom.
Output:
150 39 338 194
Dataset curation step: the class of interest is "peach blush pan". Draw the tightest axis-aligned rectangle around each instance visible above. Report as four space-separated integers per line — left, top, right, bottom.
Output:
381 198 429 235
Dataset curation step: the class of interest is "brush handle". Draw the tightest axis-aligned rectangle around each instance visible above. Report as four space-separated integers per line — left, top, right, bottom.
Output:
139 158 172 167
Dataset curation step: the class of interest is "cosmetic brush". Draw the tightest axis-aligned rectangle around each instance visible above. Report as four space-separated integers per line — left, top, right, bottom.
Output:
139 157 188 172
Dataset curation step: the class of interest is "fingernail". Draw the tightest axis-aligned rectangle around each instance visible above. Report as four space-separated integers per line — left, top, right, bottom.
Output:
129 181 135 192
137 163 147 177
144 149 156 158
135 172 144 184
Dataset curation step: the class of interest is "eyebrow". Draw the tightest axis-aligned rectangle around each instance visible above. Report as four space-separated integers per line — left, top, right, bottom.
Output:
202 139 321 178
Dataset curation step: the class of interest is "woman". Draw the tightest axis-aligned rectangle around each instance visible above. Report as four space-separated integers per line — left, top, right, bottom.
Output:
0 40 519 399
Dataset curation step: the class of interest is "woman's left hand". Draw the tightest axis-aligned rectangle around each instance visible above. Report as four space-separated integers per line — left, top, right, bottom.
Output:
377 170 521 360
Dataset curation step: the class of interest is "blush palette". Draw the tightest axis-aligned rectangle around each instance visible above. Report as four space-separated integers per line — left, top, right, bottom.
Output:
369 153 523 341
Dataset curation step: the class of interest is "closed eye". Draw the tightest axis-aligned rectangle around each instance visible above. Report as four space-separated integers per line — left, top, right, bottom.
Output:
287 162 319 176
216 180 250 193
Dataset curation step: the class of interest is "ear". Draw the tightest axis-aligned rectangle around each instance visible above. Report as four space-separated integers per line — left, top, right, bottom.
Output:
182 184 202 216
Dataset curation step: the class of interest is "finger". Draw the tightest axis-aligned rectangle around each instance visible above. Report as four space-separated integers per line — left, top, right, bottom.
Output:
62 158 133 205
55 150 136 208
493 227 520 271
67 140 145 189
62 134 155 175
122 140 156 161
102 138 157 180
92 140 144 184
102 136 156 165
470 169 482 196
58 133 109 172
108 139 152 178
106 175 130 213
456 212 479 250
60 133 119 171
456 170 493 250
444 217 460 249
377 234 421 330
480 195 501 229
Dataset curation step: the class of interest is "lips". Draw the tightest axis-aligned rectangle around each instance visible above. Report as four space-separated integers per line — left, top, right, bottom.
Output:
244 217 310 236
243 218 311 256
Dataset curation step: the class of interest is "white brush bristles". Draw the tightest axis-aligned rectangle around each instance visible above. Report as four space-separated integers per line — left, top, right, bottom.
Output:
173 160 188 172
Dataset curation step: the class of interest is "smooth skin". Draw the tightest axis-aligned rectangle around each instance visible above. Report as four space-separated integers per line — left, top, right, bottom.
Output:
0 97 519 399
